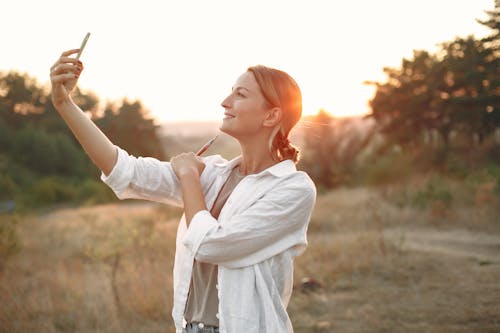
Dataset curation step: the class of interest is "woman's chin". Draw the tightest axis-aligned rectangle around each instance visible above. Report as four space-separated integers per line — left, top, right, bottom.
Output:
219 123 227 133
219 118 232 132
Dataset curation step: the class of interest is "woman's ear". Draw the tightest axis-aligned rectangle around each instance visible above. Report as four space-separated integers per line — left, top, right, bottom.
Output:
263 107 282 128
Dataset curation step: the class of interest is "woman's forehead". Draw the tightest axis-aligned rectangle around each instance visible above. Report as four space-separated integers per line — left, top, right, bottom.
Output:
233 71 259 91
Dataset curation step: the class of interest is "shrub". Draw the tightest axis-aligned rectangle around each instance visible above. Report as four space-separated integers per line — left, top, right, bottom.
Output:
411 175 453 209
0 215 20 270
76 179 116 205
29 177 78 205
0 174 17 200
356 150 414 186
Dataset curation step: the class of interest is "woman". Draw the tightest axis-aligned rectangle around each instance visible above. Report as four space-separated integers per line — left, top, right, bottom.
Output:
50 49 316 333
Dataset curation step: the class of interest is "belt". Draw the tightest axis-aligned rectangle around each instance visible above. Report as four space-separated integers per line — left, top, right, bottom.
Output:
185 322 219 333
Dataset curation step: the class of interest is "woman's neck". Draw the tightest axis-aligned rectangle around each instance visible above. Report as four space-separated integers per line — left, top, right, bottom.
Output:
238 138 278 176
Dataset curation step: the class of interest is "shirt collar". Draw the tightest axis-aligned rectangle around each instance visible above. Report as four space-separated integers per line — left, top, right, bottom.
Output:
214 156 296 178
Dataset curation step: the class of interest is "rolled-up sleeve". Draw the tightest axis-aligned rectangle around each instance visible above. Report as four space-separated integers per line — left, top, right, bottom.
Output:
182 175 316 269
100 147 223 207
181 210 219 256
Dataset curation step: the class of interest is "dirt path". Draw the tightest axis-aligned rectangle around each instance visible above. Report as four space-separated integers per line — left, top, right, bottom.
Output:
292 223 500 333
383 227 500 264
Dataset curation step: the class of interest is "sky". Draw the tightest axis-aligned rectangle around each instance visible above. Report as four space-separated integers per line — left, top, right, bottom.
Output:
1 0 495 123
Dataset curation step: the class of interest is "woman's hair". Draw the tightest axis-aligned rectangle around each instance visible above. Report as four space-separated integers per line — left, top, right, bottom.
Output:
247 65 302 164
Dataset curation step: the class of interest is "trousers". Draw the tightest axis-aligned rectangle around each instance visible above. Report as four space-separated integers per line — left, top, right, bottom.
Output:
183 322 219 333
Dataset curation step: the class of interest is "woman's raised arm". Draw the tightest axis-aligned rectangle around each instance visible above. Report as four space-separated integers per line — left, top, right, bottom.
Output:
50 49 116 175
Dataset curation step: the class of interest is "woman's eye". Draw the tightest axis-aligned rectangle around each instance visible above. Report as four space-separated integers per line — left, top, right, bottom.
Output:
236 91 245 97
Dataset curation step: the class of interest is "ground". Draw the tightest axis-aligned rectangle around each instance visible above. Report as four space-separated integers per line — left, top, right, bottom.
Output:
0 186 499 333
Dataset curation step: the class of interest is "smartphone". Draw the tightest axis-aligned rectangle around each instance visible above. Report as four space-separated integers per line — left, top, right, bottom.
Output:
76 32 91 60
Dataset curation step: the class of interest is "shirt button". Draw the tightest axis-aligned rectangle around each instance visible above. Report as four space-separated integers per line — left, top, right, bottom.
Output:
198 323 205 328
216 284 219 290
216 313 220 319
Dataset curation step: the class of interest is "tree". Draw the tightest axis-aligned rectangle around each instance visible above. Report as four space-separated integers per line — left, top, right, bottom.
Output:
299 110 377 188
299 110 336 187
367 51 439 149
95 99 166 160
367 9 499 149
0 70 171 208
0 71 46 129
476 9 500 142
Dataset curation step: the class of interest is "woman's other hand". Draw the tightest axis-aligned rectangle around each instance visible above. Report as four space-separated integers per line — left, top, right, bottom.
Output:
171 152 206 180
50 49 83 108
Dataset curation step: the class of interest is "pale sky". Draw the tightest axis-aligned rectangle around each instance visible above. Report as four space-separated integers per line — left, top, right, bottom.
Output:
1 0 494 123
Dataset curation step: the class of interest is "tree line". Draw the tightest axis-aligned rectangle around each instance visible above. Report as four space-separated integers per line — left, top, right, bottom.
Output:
367 9 498 149
0 72 164 209
300 9 499 189
1 9 498 207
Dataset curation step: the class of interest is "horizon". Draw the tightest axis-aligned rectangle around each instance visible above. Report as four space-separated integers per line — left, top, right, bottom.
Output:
2 0 494 122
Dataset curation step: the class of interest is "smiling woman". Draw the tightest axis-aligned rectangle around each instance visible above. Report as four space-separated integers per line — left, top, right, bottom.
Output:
220 65 302 163
49 47 316 333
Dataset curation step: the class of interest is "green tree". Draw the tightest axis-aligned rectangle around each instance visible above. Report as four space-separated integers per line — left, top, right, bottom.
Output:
368 51 438 148
95 99 165 160
0 71 46 129
437 35 498 144
0 70 168 208
367 9 499 150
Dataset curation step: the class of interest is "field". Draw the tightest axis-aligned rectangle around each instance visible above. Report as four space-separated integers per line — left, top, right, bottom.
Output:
0 179 499 332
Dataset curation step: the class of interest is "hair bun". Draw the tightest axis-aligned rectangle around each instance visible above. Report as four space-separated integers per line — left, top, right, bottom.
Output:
280 142 300 163
278 136 290 149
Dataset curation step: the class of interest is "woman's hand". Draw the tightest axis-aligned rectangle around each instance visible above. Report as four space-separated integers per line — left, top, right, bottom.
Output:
171 152 207 224
171 152 206 180
50 49 83 108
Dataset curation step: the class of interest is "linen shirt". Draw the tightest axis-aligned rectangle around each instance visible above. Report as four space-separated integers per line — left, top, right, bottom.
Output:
101 146 316 333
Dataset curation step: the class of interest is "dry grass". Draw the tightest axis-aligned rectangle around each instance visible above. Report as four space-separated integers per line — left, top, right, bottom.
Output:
0 183 499 333
0 203 180 333
289 184 500 333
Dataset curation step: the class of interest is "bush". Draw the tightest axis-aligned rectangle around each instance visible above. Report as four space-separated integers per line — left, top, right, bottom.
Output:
12 128 88 177
76 179 116 205
356 149 414 186
0 174 17 201
29 177 78 206
411 175 453 209
0 215 20 270
485 163 500 195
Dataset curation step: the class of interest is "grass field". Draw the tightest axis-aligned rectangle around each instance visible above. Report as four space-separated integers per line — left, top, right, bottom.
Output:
0 178 499 332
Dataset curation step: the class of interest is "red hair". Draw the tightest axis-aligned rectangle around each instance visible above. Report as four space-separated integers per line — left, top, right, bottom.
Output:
247 65 302 163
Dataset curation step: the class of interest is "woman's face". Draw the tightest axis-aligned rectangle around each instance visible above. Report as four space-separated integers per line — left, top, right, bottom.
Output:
219 71 272 138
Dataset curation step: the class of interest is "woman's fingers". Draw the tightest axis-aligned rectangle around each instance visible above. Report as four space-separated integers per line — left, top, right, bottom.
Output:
51 63 82 75
51 55 79 66
50 49 84 84
171 152 205 178
50 50 82 71
50 72 77 84
50 49 83 106
61 49 80 57
51 58 81 72
50 64 82 87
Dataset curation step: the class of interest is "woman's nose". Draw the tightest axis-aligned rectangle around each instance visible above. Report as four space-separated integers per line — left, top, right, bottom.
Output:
221 95 231 109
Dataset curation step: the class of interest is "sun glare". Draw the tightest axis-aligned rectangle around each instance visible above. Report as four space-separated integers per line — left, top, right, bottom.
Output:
1 0 494 122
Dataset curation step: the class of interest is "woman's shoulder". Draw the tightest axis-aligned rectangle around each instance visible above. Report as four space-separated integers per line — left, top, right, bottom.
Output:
279 168 317 196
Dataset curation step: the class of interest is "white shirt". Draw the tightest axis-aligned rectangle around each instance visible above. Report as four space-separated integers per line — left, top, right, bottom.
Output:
101 146 316 333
